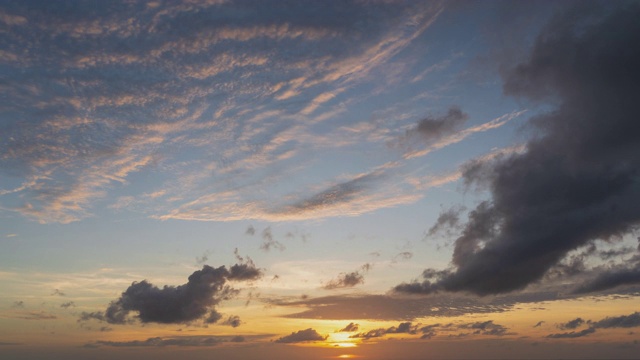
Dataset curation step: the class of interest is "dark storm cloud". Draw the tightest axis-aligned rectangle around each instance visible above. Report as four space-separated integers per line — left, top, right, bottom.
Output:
350 322 418 339
395 2 640 296
338 322 359 332
275 328 327 343
323 264 371 290
557 318 585 330
84 264 261 325
546 328 596 339
409 106 468 142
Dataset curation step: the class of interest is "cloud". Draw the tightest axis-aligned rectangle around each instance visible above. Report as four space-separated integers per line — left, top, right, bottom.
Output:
221 315 242 328
323 264 371 290
545 311 640 339
245 225 256 236
51 289 65 296
12 301 24 308
459 320 510 336
546 328 596 339
338 322 359 332
350 320 511 340
395 3 640 296
270 292 557 321
409 106 468 142
0 0 442 224
557 318 585 330
60 301 76 309
592 312 640 329
275 328 327 343
84 263 261 325
533 321 545 328
393 251 413 262
88 336 243 347
351 322 419 339
426 206 466 238
572 266 640 294
274 170 384 218
14 311 57 320
260 227 285 252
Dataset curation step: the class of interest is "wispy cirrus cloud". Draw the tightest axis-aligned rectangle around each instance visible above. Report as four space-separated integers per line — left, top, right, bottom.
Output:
0 1 449 224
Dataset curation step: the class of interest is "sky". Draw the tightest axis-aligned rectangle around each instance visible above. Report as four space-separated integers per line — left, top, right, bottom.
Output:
1 1 640 359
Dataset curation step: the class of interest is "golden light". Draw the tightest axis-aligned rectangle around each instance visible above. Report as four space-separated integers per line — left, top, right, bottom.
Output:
327 332 359 348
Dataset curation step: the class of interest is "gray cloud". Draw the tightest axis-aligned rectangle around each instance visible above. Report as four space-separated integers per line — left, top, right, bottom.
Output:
396 3 640 296
221 315 242 328
350 320 511 340
410 106 468 142
51 289 65 296
557 318 584 330
592 312 640 329
426 206 466 238
572 265 640 294
60 301 76 309
546 328 596 339
15 311 57 320
545 311 640 339
275 171 383 217
85 263 261 325
323 264 371 290
271 291 559 321
338 322 359 332
78 311 106 323
12 301 24 308
245 225 256 236
87 335 250 347
275 328 327 343
459 320 510 336
350 321 419 339
260 227 285 252
393 251 413 262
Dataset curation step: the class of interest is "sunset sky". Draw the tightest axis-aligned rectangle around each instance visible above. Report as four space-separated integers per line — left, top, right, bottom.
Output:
1 1 640 359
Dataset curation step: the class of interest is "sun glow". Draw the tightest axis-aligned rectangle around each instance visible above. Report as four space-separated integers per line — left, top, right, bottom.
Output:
327 332 359 348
